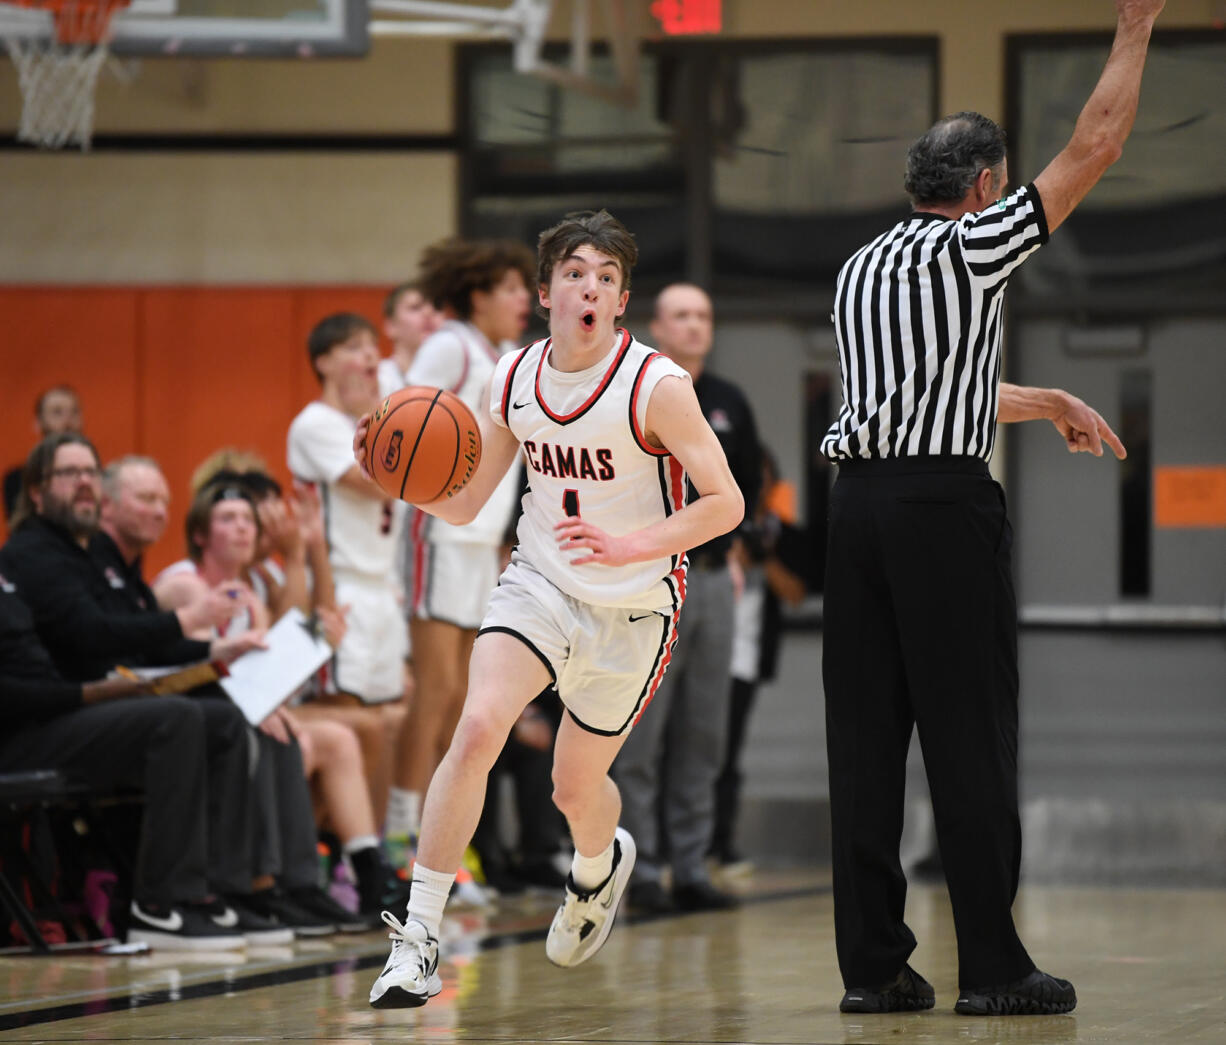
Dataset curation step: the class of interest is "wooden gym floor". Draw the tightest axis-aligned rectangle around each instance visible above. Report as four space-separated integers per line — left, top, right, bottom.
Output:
0 870 1222 1044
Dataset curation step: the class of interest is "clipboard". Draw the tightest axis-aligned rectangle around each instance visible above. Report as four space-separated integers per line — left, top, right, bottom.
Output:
218 607 333 726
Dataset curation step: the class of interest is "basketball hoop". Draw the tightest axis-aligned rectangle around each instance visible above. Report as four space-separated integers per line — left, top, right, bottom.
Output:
2 0 131 149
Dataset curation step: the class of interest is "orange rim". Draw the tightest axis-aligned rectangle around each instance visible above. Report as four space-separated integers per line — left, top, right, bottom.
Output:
5 0 132 46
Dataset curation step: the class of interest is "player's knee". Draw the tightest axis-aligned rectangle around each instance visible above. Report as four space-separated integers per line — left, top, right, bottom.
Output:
550 774 590 821
447 713 502 771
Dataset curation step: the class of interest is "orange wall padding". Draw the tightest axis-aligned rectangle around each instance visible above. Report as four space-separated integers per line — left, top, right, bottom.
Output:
1 286 392 575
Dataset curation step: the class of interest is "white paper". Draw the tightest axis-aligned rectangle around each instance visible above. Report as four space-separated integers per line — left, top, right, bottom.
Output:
219 608 332 726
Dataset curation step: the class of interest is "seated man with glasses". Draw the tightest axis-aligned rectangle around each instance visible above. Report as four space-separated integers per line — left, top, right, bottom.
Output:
0 433 277 949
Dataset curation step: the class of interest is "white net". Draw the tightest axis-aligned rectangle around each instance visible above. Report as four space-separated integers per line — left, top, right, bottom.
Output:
3 2 123 149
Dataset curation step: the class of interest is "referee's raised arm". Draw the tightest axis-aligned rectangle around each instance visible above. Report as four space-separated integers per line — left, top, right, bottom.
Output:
1033 0 1166 232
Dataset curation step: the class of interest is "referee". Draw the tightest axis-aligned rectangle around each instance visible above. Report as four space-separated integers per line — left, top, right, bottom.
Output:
821 0 1161 1018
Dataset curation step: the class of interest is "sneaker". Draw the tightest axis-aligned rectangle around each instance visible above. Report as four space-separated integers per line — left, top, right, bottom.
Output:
287 884 377 933
450 866 496 910
545 826 635 969
840 964 935 1013
288 888 377 937
243 887 335 938
514 858 568 892
204 896 294 946
351 846 413 916
673 880 738 912
955 969 1076 1016
627 879 675 914
127 901 246 952
368 913 442 1009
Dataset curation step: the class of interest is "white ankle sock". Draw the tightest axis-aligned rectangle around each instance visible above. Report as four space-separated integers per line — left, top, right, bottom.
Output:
341 834 380 856
570 837 616 892
406 864 454 938
386 788 421 838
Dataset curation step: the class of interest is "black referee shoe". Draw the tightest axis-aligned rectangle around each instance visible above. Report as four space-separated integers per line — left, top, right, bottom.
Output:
839 964 935 1013
955 969 1076 1016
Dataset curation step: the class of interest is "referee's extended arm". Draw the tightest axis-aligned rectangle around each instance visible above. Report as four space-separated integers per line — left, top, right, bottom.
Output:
998 383 1127 460
1033 0 1165 233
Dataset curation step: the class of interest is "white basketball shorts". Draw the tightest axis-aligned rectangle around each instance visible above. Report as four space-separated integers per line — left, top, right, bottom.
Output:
404 539 502 631
323 573 407 704
478 553 681 736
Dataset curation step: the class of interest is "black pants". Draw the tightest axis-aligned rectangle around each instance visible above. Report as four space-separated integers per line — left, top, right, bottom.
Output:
822 456 1034 990
711 676 756 862
195 694 260 896
0 697 209 907
251 730 320 891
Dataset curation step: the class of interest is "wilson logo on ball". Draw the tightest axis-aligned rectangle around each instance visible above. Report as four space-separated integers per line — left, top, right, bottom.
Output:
382 430 403 471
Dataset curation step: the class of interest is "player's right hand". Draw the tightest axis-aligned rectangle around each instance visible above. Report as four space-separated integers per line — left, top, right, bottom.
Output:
353 412 372 478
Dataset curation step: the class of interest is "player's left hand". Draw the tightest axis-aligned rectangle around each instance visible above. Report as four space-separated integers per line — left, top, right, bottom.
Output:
1051 393 1127 459
554 516 633 567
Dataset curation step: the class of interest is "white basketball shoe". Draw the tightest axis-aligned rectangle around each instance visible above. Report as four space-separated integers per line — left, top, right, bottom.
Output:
545 827 636 968
368 912 443 1008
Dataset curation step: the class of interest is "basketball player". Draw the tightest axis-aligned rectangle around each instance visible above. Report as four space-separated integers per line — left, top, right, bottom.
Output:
377 281 442 399
356 209 744 1008
382 240 534 883
287 314 407 806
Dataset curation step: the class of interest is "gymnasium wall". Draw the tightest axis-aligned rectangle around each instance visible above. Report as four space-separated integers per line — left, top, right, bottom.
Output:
0 0 1217 559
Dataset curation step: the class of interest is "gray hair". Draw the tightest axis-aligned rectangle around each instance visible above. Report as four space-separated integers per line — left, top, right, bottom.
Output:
903 111 1007 207
101 455 163 499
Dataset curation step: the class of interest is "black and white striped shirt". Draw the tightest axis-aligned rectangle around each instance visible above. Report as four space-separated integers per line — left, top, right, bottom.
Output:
821 183 1049 462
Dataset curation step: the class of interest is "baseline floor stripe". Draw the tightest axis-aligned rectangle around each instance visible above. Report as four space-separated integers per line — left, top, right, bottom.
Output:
0 885 828 1030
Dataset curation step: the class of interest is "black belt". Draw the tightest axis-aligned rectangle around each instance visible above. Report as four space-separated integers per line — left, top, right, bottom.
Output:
835 454 989 478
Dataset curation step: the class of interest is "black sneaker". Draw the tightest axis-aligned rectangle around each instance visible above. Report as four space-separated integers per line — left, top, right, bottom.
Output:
955 969 1076 1016
286 884 376 933
840 964 936 1013
244 887 335 938
514 858 568 891
351 846 414 915
627 880 675 914
127 901 246 952
210 895 295 945
673 880 738 912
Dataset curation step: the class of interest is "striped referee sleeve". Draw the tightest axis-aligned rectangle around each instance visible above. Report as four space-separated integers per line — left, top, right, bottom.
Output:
958 183 1050 282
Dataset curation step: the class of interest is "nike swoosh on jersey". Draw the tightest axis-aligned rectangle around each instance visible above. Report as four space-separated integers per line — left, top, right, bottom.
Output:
512 400 531 409
628 612 658 622
136 907 184 932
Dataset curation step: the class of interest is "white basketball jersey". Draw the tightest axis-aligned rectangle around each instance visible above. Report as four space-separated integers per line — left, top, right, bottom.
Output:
407 319 521 546
490 329 690 611
288 401 402 581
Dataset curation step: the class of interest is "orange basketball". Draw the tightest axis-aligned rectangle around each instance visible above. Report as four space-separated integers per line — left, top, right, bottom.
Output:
365 386 482 504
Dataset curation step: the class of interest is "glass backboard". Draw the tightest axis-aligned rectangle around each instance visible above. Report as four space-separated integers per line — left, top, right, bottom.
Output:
0 0 368 56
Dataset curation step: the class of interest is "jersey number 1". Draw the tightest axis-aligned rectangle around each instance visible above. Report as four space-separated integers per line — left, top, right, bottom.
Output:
563 489 580 518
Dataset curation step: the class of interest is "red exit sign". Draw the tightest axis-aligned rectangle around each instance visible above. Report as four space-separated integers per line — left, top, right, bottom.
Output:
650 0 722 35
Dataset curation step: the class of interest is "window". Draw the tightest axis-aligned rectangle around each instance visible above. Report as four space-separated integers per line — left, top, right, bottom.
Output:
1008 33 1226 311
460 39 937 311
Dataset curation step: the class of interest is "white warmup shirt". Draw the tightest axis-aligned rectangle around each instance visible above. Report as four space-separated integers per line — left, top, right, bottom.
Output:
287 401 402 580
407 319 522 547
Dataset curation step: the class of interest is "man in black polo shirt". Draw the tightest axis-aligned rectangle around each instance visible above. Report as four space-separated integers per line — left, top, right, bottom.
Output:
614 282 761 912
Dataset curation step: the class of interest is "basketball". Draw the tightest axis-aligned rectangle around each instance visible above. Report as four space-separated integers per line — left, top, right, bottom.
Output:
365 386 482 503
